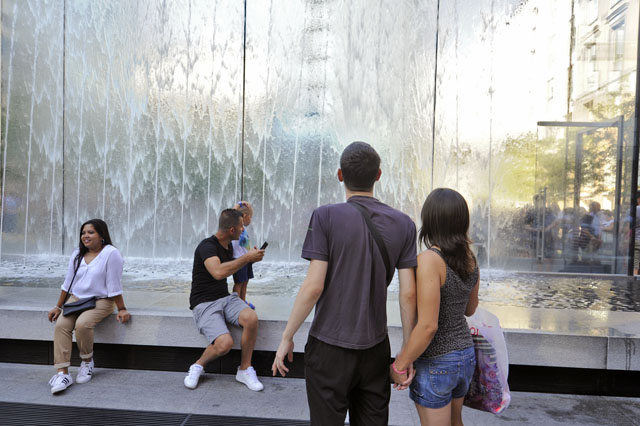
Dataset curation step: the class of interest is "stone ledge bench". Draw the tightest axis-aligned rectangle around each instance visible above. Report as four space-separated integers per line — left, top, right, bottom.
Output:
1 288 639 371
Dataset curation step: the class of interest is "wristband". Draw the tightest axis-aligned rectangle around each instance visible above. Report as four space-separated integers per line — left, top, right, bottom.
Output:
391 361 407 375
118 307 127 312
53 306 62 311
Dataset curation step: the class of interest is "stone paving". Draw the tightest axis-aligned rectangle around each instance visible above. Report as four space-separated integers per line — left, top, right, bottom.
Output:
2 362 640 425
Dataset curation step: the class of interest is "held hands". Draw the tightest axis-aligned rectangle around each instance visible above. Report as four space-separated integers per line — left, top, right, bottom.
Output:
390 362 415 390
272 338 294 377
48 307 62 322
247 247 265 263
116 309 131 324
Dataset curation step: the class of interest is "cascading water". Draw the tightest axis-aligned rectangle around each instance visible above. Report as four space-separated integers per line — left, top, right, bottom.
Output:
0 1 19 260
1 0 636 280
0 0 437 262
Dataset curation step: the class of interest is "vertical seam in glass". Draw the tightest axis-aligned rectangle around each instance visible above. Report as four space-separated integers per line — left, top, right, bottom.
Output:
0 2 16 261
178 0 193 259
626 3 640 276
56 0 67 254
0 0 2 260
487 0 495 271
24 2 43 261
455 0 459 190
431 0 440 191
613 115 624 273
240 0 247 201
562 0 576 261
259 1 275 247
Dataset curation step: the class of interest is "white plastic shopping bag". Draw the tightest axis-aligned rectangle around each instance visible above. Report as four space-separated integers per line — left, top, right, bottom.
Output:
463 307 511 414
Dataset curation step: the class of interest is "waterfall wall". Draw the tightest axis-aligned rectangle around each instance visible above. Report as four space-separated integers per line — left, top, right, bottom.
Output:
1 0 637 269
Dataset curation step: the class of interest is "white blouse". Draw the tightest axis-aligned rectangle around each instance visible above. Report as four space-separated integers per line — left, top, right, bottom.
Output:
61 245 124 299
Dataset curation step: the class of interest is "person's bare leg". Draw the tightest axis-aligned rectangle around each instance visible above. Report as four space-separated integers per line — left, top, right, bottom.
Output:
238 308 258 369
233 282 243 298
241 282 248 301
415 402 451 426
195 333 233 366
451 397 465 426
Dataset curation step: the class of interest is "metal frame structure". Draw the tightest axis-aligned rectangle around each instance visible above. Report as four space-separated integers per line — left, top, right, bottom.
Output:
537 117 625 273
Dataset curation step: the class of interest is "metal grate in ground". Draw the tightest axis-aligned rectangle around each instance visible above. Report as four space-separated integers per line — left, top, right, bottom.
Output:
0 402 310 426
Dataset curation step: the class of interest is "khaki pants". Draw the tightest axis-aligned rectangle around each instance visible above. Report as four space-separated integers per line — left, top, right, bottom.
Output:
53 296 115 369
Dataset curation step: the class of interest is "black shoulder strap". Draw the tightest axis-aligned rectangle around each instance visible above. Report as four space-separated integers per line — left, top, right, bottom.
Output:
348 199 394 285
429 247 444 258
63 257 82 305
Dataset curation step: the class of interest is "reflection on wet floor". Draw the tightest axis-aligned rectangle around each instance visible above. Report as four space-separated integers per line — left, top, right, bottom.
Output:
1 257 639 312
478 272 640 312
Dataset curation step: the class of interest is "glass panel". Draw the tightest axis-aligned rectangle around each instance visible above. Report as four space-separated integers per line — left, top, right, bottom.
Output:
0 0 64 257
435 0 495 268
0 0 638 281
244 0 436 261
571 0 638 274
63 1 244 258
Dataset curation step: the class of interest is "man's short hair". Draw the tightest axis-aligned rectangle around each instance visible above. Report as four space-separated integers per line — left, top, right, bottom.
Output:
218 209 243 231
340 141 381 191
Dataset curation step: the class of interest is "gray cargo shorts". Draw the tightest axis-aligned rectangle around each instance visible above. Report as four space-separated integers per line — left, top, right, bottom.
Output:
192 293 250 343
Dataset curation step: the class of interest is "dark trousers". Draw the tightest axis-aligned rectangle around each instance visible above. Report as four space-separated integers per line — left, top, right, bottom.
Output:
304 335 391 426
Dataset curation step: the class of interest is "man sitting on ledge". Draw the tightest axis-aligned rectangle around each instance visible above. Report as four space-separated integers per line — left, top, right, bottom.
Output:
184 209 266 391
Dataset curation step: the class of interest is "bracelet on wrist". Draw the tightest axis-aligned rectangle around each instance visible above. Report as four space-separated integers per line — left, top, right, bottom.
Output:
53 306 62 311
118 307 127 312
392 360 407 375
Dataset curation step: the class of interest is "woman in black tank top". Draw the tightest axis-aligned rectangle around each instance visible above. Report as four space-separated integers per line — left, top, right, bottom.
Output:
391 188 480 426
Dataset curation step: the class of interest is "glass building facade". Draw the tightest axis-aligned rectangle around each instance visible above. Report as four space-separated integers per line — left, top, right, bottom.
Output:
1 0 639 275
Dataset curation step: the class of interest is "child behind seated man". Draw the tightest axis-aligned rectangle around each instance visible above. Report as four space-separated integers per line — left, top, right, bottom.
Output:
232 201 255 309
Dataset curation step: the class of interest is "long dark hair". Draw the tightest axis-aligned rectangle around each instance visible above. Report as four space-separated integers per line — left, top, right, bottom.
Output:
75 219 113 268
418 188 475 281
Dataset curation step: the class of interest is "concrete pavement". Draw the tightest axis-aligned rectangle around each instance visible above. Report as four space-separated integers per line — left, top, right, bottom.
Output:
1 362 639 425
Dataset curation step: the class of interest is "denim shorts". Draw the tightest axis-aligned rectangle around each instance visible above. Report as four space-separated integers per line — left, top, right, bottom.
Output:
410 346 476 409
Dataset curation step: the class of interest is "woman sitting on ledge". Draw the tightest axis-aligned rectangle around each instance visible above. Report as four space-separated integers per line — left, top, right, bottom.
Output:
47 219 130 394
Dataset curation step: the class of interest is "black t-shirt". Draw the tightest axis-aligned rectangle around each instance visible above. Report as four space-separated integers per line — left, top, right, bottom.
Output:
189 235 233 309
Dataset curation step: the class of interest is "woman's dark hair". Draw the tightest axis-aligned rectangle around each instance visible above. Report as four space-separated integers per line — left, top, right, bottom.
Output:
418 188 476 281
75 219 113 268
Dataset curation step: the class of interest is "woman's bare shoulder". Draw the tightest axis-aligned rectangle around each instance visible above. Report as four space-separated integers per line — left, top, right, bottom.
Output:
417 249 445 268
417 249 446 284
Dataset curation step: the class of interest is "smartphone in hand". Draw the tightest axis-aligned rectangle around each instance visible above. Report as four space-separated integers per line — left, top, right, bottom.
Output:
260 242 268 250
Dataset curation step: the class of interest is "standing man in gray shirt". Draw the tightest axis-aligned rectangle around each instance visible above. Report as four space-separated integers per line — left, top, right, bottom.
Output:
272 141 418 425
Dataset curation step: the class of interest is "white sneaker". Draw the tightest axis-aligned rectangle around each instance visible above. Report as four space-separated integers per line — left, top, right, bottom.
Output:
235 366 264 391
184 363 204 389
76 360 94 384
49 372 73 394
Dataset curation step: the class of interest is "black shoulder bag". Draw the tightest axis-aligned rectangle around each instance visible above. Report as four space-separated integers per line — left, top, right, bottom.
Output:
348 199 394 286
62 257 97 316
